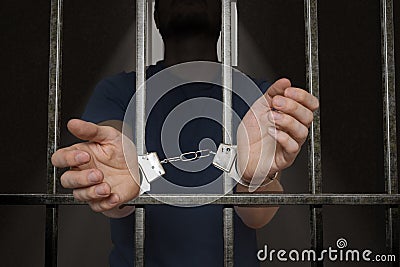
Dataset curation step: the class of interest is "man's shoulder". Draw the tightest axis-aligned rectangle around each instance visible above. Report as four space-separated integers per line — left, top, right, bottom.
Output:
95 65 270 97
97 62 162 92
97 71 135 92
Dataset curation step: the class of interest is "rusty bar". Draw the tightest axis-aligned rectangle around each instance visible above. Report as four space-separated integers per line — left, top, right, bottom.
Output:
304 0 323 266
45 0 63 266
380 0 399 264
135 0 147 266
1 193 399 206
222 0 234 266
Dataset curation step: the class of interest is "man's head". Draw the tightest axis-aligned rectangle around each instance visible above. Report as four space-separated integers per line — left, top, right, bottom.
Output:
154 0 221 41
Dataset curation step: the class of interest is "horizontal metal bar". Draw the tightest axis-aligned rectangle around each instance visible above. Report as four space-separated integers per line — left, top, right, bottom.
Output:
0 194 399 206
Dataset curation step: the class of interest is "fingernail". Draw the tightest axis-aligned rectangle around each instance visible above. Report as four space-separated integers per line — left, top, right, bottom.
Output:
274 97 285 107
75 152 89 163
88 171 100 183
269 111 282 122
284 88 296 98
95 185 108 196
109 195 120 205
268 127 277 137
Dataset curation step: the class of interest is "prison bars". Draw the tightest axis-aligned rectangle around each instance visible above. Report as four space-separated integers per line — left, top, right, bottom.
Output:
0 0 397 267
380 0 399 264
45 0 63 266
1 194 399 206
304 1 323 266
222 1 234 266
135 1 147 266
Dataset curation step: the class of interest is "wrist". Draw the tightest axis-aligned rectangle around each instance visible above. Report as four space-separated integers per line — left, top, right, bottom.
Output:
240 172 279 188
237 160 280 188
236 175 283 193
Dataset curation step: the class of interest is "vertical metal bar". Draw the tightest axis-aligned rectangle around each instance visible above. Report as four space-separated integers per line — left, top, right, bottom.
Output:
231 0 238 67
222 1 234 266
380 0 399 264
146 0 153 66
135 0 147 266
304 0 323 266
134 208 145 266
223 207 234 267
46 0 63 266
222 0 233 192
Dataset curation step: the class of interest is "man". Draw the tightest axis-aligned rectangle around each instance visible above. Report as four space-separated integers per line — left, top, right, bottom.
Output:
51 0 319 266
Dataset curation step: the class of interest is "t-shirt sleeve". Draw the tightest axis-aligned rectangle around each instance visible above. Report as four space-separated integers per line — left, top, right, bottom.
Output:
81 77 130 124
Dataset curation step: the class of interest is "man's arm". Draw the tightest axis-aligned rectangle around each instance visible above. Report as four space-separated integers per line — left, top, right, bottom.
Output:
234 174 283 229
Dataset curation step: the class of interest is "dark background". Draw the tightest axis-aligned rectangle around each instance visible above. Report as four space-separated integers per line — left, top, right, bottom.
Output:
0 0 399 266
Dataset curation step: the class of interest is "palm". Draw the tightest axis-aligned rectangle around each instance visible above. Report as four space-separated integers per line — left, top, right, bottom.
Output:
69 124 140 202
237 100 278 181
237 78 318 185
237 87 294 181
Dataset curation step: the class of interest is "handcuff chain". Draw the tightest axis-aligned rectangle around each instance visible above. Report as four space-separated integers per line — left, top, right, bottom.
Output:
160 149 217 164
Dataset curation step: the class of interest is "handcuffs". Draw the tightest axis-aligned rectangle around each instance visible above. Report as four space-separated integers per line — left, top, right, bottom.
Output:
137 143 277 195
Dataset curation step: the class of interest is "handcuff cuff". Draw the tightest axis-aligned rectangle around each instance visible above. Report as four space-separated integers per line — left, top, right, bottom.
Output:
137 143 278 195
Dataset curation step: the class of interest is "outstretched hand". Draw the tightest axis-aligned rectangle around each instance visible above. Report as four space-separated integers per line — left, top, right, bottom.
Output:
237 78 319 184
51 119 140 217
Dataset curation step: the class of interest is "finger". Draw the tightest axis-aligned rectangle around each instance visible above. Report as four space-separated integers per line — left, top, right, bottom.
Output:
267 127 299 155
268 111 309 145
266 78 292 99
271 95 314 127
72 182 111 201
284 87 319 111
60 169 104 189
252 78 291 112
88 193 121 213
51 148 90 168
67 119 118 143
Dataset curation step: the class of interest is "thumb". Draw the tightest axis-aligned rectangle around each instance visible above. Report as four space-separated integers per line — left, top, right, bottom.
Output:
253 78 292 110
266 78 291 99
67 119 117 143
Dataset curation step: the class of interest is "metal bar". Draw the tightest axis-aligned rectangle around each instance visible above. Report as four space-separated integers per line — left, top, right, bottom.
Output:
45 204 58 267
134 207 145 266
46 0 63 266
305 0 322 197
380 0 399 264
223 208 234 267
222 1 233 188
146 0 153 66
2 194 398 206
304 0 323 266
135 1 147 267
222 1 234 266
231 0 238 67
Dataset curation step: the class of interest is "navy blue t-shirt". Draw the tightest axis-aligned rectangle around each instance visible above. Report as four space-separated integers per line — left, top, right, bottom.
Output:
82 61 271 267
